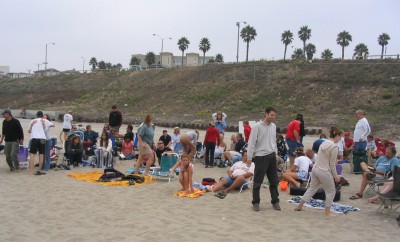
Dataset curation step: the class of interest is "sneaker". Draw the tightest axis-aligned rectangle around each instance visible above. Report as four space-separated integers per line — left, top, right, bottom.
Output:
253 203 260 212
273 203 281 211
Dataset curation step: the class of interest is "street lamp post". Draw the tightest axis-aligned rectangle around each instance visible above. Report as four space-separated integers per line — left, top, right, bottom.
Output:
36 63 42 72
44 42 55 70
236 21 247 63
153 34 172 65
81 57 85 73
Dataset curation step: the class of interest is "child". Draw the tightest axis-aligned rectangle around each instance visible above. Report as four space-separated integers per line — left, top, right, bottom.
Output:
120 134 135 160
170 154 194 194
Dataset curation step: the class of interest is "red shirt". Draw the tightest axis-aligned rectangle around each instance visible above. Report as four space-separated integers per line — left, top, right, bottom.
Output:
344 138 354 149
244 125 252 143
375 138 395 155
204 127 220 146
285 120 300 141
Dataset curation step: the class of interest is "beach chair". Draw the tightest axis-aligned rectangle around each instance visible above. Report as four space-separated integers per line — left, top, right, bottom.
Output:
149 152 179 182
376 166 400 214
239 177 253 193
365 170 392 195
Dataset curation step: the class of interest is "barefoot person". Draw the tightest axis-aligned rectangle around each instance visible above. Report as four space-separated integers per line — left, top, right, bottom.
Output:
169 154 194 194
179 130 199 162
248 107 280 212
134 114 155 176
294 127 342 217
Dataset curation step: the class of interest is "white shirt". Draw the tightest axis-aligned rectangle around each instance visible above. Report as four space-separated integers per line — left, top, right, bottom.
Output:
63 114 73 129
335 137 345 153
354 118 371 142
30 118 52 139
294 156 312 173
230 161 255 181
171 134 180 149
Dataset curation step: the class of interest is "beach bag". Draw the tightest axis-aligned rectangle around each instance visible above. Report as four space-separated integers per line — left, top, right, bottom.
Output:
98 168 125 182
202 178 216 186
289 187 341 202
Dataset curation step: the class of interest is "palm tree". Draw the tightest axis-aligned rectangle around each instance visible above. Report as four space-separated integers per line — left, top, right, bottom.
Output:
353 43 369 59
321 49 333 61
145 52 155 66
215 54 224 63
378 33 390 59
305 43 316 60
291 48 304 60
336 31 352 59
298 25 311 55
199 38 211 65
178 37 190 67
89 57 97 70
240 25 257 62
281 30 293 61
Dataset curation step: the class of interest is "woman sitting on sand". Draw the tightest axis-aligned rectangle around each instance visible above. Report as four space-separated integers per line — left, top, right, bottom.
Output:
282 147 313 188
179 130 199 162
94 132 113 167
169 154 194 194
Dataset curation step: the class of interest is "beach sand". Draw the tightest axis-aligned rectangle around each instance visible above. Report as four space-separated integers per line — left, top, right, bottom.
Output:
0 119 399 242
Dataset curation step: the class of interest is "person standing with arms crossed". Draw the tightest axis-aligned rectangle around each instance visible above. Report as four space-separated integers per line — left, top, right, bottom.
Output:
247 107 280 212
1 110 24 172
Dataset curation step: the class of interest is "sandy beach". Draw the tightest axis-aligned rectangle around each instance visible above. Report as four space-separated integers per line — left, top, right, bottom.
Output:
0 118 399 242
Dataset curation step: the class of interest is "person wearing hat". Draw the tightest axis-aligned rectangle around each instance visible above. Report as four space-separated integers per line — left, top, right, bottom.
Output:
1 109 24 172
62 110 73 142
159 129 172 147
28 111 53 175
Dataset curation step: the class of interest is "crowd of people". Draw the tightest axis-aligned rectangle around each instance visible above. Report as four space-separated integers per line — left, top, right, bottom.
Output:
1 106 400 217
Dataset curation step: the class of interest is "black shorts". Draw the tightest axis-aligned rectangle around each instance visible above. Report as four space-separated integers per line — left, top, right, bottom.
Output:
63 128 71 132
30 139 46 154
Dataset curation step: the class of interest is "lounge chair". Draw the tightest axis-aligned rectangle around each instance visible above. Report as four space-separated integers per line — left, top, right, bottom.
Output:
149 152 179 182
376 166 400 214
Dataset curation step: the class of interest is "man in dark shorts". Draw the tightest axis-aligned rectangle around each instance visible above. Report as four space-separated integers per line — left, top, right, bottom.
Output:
29 111 52 175
155 140 172 165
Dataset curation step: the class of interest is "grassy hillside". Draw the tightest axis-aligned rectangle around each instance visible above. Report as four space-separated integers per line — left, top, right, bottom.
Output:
1 60 400 139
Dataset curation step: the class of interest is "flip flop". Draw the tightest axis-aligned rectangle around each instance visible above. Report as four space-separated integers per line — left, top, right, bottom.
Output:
349 193 362 200
215 191 227 199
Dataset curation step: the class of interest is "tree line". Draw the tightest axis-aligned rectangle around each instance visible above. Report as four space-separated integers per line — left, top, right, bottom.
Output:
89 26 391 70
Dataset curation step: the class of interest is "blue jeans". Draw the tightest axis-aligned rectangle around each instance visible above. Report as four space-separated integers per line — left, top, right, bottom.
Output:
44 139 52 170
285 138 297 158
123 153 134 160
354 141 367 154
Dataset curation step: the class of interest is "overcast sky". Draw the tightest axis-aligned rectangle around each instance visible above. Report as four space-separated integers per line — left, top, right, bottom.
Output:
1 0 399 73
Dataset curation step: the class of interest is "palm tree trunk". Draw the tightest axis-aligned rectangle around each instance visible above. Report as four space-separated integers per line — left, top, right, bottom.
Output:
303 41 306 56
182 51 184 67
342 47 345 59
246 41 249 62
381 45 384 59
203 52 205 66
284 44 287 61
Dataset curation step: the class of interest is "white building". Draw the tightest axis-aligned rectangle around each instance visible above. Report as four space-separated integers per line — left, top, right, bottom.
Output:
0 66 10 76
34 68 61 76
132 52 214 68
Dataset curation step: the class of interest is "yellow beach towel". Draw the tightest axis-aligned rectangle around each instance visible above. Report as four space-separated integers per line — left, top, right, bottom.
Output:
67 171 156 187
174 188 206 198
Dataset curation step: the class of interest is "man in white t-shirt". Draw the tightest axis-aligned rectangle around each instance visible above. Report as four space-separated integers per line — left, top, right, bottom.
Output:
283 147 312 187
206 149 254 199
28 111 53 175
353 110 371 154
62 110 73 142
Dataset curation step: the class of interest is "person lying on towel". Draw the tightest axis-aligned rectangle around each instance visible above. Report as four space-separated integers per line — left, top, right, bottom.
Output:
206 149 254 199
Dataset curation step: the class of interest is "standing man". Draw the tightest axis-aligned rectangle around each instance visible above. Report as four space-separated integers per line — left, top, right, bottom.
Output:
285 115 302 169
247 107 280 212
243 120 252 143
28 111 53 175
1 110 24 172
353 110 371 154
109 105 123 133
62 110 73 142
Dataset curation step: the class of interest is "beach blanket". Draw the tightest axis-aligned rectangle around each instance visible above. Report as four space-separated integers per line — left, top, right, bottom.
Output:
288 196 361 214
174 188 206 198
68 171 156 187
